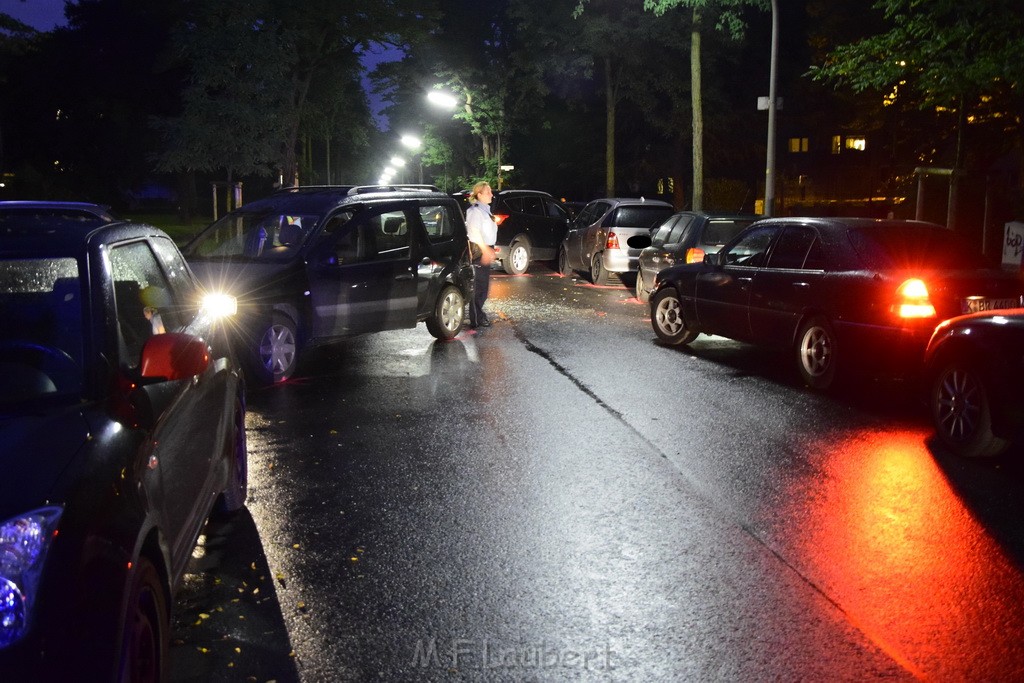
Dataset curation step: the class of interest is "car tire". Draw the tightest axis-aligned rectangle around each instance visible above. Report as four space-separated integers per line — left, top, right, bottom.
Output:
796 316 837 390
591 253 611 285
930 359 1009 457
635 268 650 303
117 557 168 683
426 284 465 340
651 288 698 345
253 312 298 384
504 239 530 275
217 394 248 514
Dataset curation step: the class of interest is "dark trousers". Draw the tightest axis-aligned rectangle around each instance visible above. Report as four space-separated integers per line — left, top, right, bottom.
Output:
470 260 490 325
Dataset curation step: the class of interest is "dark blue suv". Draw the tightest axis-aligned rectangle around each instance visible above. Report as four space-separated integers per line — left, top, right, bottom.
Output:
184 185 473 383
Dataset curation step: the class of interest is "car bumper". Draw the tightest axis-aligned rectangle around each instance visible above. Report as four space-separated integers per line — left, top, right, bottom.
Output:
834 319 933 375
602 250 639 273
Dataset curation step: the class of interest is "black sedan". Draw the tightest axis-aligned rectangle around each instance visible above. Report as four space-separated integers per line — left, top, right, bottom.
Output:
650 217 1024 389
924 309 1024 457
0 220 246 681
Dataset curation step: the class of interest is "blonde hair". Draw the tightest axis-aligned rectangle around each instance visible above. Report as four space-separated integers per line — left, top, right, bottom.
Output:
469 181 491 204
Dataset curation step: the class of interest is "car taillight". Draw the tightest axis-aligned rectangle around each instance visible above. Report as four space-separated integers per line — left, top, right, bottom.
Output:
606 232 620 249
685 247 705 264
493 214 509 226
893 278 936 318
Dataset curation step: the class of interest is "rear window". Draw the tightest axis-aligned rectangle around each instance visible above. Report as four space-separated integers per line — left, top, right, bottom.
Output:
701 219 756 247
848 225 988 270
607 206 674 230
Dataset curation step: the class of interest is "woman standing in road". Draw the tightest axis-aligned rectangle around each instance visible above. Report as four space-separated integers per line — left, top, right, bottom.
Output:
465 181 497 328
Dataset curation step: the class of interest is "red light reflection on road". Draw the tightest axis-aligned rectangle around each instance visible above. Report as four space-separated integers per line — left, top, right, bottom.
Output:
789 428 1024 679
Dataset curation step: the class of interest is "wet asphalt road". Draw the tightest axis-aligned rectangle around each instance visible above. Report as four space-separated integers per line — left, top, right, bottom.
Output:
170 264 1024 682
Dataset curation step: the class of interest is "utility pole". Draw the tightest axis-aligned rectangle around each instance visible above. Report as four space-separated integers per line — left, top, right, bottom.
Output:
764 0 779 217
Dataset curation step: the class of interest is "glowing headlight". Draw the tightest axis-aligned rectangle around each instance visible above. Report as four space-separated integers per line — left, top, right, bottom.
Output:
201 292 238 318
0 507 62 649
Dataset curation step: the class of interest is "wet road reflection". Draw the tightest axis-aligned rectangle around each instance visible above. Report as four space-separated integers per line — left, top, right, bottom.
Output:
782 427 1024 680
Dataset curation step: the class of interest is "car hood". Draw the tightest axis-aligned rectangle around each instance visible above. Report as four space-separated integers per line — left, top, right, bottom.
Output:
189 259 302 303
0 403 91 518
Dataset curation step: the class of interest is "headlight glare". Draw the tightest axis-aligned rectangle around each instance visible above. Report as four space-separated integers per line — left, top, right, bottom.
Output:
0 507 62 649
201 292 237 318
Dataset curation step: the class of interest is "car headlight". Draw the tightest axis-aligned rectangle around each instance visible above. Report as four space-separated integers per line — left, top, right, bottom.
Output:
0 507 63 648
201 292 237 318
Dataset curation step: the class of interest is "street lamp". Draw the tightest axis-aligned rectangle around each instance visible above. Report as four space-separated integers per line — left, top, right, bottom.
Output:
427 90 458 111
764 0 779 216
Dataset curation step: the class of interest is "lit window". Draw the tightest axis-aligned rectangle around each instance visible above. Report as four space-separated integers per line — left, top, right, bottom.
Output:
788 137 809 153
845 137 866 151
831 135 841 155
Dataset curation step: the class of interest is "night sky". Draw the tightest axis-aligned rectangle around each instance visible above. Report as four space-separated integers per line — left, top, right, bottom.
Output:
1 0 67 31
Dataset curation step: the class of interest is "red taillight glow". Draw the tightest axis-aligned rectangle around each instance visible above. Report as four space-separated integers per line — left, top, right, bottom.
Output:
685 247 705 264
894 278 937 318
492 214 509 226
606 232 620 249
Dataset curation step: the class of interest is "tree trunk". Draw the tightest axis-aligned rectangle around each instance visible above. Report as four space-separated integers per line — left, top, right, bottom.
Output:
947 95 966 233
605 56 616 197
691 8 704 211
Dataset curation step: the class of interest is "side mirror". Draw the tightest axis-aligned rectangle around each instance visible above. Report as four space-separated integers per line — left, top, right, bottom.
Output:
139 332 211 381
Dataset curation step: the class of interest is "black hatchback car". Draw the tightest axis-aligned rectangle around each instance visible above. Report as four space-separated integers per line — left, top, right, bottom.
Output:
0 220 246 681
456 189 570 275
650 217 1024 389
184 185 473 383
635 211 758 302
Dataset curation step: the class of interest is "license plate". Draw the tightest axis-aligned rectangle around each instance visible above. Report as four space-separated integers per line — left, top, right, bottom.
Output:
961 296 1019 314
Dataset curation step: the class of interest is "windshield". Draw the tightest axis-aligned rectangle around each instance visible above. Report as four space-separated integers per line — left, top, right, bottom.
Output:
0 258 84 403
848 225 989 270
186 212 319 261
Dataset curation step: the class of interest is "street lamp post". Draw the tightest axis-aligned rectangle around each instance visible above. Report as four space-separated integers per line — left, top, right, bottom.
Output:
764 0 779 217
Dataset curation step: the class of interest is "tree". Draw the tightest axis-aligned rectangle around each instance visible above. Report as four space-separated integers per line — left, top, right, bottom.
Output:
809 0 1024 229
640 0 767 210
157 0 425 186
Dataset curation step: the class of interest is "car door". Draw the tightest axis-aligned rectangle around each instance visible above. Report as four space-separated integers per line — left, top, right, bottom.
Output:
693 224 779 341
748 225 825 344
541 197 570 254
307 203 420 337
108 239 221 563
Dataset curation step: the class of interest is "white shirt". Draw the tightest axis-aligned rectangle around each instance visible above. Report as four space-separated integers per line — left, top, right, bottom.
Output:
466 203 497 247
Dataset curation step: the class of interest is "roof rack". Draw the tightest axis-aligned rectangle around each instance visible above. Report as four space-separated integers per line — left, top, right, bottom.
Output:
347 184 442 195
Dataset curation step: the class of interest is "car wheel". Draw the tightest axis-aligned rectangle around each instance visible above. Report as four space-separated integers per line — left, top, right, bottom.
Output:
504 239 530 275
118 557 168 683
930 359 1009 457
796 316 837 390
651 288 698 345
218 394 248 514
591 253 611 285
635 268 650 303
253 312 298 384
426 284 465 340
558 246 573 276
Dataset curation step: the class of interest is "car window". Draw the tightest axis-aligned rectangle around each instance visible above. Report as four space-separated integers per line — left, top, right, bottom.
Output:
0 257 84 400
420 203 457 243
701 219 756 247
521 196 545 216
847 225 988 270
573 203 601 228
109 241 185 369
503 197 523 212
327 208 412 265
722 226 777 267
766 227 818 270
650 216 680 247
186 211 317 261
607 206 674 229
666 216 695 245
544 200 567 220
